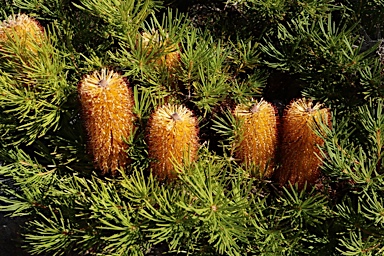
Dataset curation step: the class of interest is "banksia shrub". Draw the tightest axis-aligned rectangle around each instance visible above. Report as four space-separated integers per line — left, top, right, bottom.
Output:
0 13 44 55
275 98 331 189
78 68 135 175
147 104 199 180
4 1 384 255
233 99 278 178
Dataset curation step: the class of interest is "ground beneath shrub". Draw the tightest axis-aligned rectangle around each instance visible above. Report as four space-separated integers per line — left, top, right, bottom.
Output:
0 213 28 256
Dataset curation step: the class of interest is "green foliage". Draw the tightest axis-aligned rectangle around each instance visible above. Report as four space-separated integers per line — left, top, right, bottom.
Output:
316 99 384 255
1 0 384 255
0 26 73 146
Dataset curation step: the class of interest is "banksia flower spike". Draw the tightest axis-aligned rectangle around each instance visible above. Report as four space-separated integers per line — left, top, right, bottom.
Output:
234 99 278 178
0 13 45 54
276 98 331 189
78 68 135 175
147 104 199 180
141 30 180 72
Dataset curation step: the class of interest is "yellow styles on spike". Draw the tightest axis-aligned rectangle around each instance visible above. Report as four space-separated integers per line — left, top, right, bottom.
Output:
141 30 180 73
234 99 278 178
78 68 135 175
276 98 330 189
0 13 45 54
147 104 199 180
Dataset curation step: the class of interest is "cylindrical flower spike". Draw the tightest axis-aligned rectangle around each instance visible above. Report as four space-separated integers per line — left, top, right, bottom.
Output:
141 30 180 72
147 104 199 180
0 13 45 54
78 68 135 175
276 98 331 189
234 99 278 178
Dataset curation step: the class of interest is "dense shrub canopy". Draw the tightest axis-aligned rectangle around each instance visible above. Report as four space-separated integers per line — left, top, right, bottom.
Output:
1 0 384 255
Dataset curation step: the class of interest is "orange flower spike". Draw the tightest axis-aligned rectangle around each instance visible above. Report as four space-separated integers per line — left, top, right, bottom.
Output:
147 104 199 180
141 30 180 71
277 98 331 189
78 68 135 175
234 99 278 178
0 14 45 53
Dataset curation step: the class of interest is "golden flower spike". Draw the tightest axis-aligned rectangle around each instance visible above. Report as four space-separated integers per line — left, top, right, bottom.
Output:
78 68 135 175
147 104 199 180
0 13 45 54
141 30 180 73
276 98 331 189
234 99 278 178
